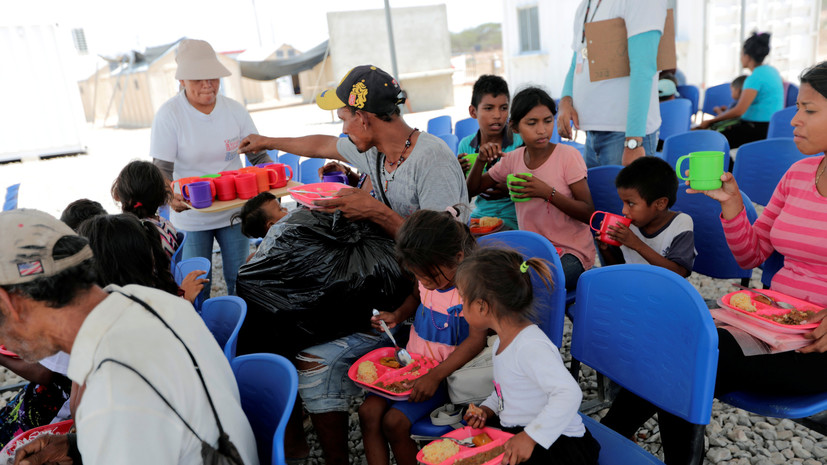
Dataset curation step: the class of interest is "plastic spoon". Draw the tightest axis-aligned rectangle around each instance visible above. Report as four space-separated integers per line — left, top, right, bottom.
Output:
410 435 477 447
732 284 796 310
372 309 414 366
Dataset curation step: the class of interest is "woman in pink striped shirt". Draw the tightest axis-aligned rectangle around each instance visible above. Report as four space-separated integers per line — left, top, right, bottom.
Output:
603 63 827 464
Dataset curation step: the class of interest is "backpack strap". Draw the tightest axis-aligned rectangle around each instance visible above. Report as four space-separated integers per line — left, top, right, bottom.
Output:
110 291 228 440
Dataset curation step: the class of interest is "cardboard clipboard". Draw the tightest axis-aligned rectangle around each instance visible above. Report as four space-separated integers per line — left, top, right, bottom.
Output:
584 9 676 82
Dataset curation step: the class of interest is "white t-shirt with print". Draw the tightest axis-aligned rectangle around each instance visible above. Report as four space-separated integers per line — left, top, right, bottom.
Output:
150 91 258 231
570 0 666 134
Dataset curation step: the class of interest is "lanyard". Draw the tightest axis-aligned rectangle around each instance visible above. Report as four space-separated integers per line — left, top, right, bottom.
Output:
581 0 603 44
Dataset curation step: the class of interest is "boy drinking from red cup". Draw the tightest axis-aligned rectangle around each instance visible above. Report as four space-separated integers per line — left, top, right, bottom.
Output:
598 157 696 277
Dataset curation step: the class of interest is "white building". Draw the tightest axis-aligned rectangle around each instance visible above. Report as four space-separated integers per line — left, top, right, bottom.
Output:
501 0 820 97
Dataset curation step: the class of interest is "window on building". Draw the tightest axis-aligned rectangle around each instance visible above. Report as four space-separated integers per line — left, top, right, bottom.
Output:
288 49 295 57
277 50 284 58
518 6 540 53
72 28 88 55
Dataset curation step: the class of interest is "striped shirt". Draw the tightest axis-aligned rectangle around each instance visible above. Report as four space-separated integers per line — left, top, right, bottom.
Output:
721 156 827 306
407 284 469 362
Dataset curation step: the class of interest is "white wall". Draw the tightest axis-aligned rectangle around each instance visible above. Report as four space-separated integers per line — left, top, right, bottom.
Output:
502 0 579 98
326 5 453 112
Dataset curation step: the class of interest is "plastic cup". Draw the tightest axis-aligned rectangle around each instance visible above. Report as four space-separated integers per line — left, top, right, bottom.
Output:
322 171 348 184
182 181 214 209
589 211 633 246
675 151 724 190
462 153 479 177
507 173 533 202
214 175 237 201
234 173 258 199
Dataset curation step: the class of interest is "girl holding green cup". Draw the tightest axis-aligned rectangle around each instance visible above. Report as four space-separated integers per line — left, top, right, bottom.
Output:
466 87 596 290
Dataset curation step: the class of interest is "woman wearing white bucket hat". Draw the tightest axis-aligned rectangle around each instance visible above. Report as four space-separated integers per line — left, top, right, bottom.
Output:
150 39 272 297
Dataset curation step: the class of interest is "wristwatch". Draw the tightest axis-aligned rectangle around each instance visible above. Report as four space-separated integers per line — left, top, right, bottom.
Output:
624 138 640 150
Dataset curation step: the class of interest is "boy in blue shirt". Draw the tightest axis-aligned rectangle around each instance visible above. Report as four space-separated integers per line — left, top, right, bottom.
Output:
597 157 696 277
458 75 523 230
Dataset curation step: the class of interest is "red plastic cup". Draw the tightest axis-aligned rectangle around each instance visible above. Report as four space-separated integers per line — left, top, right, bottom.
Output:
214 175 237 201
234 173 258 199
589 211 632 247
266 163 293 188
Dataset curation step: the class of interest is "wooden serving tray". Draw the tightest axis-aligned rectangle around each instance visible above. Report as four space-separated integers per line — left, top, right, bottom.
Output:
189 181 303 213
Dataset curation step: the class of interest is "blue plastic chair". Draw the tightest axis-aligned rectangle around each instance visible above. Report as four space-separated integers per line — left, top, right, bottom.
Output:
277 153 301 184
232 354 298 465
760 251 784 289
266 149 280 162
436 133 459 155
701 83 732 116
674 187 757 285
570 264 719 465
676 84 700 119
169 231 187 275
732 138 807 206
785 83 800 108
662 130 731 173
767 106 797 139
427 115 452 135
454 118 479 142
200 296 247 361
658 98 692 143
579 413 665 464
411 230 567 438
299 158 326 185
3 184 20 211
587 166 624 216
174 257 210 310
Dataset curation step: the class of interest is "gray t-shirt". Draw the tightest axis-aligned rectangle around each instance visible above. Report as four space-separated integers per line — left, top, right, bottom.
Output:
336 133 470 221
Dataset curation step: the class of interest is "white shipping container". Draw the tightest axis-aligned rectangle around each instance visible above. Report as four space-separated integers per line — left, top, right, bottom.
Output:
0 23 86 162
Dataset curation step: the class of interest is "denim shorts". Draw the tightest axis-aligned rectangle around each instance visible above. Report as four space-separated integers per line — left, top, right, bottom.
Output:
296 331 388 414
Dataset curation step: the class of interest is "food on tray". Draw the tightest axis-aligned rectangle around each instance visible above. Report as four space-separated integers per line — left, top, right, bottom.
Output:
471 432 493 447
422 439 460 464
357 361 378 383
375 380 410 393
764 309 816 326
378 356 401 368
466 403 483 416
478 217 500 228
452 445 505 465
730 292 756 312
752 295 773 306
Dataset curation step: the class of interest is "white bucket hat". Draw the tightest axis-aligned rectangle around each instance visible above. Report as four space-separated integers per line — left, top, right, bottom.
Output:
175 39 231 80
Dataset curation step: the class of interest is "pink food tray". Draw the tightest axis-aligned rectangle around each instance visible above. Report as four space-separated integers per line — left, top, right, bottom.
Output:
288 182 349 209
718 289 820 334
0 419 74 458
348 347 438 401
416 426 514 465
0 345 19 359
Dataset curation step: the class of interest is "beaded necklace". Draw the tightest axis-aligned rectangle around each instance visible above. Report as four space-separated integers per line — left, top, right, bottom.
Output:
382 127 418 193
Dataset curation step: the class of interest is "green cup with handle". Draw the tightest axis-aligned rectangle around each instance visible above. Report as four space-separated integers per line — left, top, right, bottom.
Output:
675 151 724 190
462 153 479 178
507 173 533 202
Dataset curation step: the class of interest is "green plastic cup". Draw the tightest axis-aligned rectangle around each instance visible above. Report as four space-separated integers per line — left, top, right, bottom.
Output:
507 173 533 202
675 151 724 190
463 153 479 177
201 174 221 179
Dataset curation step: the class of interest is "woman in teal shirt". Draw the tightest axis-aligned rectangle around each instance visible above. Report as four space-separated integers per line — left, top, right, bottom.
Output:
699 32 784 148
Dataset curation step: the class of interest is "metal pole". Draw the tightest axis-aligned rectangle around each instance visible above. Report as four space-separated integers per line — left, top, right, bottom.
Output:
383 0 400 80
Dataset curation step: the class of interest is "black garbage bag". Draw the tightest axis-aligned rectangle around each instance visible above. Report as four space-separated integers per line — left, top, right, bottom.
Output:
236 208 412 358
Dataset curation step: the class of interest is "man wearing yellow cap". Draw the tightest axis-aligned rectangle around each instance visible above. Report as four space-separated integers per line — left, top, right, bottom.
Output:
240 64 469 237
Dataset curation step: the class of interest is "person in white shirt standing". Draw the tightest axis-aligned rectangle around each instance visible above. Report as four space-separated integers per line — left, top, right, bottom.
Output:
150 39 273 297
557 0 666 167
0 209 258 465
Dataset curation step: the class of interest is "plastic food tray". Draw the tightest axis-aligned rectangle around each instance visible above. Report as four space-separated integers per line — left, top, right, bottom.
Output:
0 419 74 458
718 289 820 334
289 182 350 209
0 345 18 358
469 218 504 236
416 426 514 465
348 347 438 401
